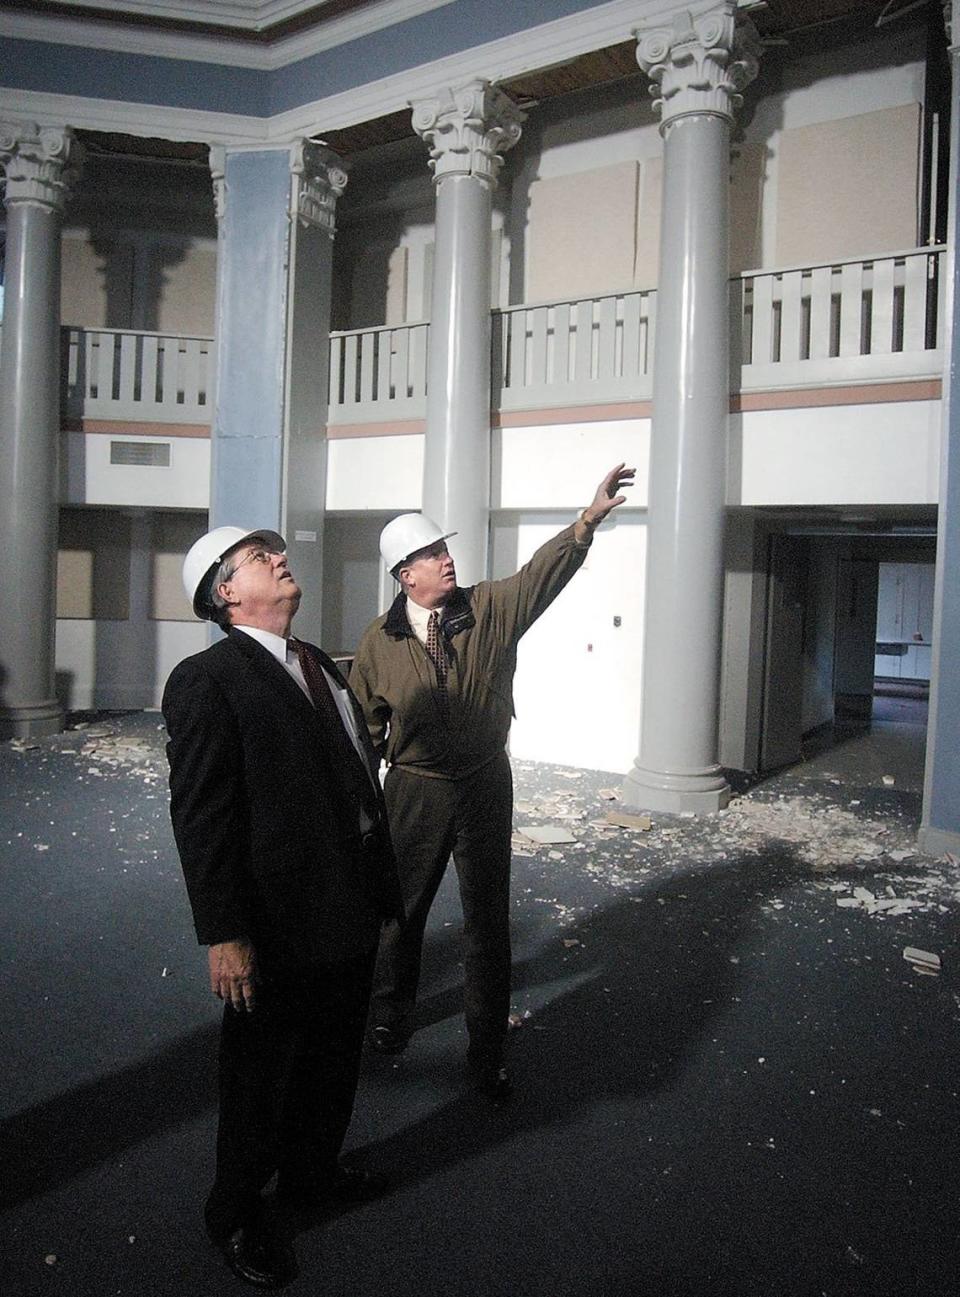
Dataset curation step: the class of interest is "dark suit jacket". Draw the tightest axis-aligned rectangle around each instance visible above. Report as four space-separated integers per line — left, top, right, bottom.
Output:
162 627 401 969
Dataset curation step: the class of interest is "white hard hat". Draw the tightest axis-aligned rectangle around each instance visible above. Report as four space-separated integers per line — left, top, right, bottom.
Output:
182 525 286 619
379 514 457 575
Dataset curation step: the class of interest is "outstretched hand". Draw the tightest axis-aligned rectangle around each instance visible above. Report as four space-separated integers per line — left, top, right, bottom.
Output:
583 463 636 526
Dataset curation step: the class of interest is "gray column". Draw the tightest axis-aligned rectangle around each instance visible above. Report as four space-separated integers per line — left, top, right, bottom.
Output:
919 5 960 856
208 141 345 644
0 123 82 738
412 81 523 585
621 3 759 814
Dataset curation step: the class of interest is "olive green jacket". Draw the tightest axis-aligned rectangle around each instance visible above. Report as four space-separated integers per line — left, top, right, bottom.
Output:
349 522 592 779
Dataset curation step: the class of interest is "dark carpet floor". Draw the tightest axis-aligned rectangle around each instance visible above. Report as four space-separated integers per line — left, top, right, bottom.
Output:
1 710 957 1297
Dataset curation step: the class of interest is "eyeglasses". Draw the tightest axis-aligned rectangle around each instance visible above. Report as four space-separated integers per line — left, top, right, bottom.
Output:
225 545 285 577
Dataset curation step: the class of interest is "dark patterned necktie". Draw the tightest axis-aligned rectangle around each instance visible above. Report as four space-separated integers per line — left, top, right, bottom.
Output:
289 638 377 816
425 611 449 717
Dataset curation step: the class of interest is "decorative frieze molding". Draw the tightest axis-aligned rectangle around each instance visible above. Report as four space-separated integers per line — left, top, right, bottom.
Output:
411 79 523 189
636 2 760 132
0 122 82 213
289 139 347 235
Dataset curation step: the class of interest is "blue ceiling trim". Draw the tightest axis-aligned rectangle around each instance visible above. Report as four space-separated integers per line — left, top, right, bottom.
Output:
0 38 268 116
0 0 610 121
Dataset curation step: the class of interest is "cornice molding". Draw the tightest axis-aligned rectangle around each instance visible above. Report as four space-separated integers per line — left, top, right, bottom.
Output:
0 0 698 147
0 0 454 72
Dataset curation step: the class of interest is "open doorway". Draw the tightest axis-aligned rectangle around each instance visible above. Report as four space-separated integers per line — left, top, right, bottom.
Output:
752 513 936 788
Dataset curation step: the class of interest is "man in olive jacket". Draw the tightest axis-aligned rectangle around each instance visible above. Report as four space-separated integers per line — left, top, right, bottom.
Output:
350 465 633 1098
164 525 401 1288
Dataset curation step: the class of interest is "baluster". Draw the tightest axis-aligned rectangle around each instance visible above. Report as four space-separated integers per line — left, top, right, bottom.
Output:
750 275 774 365
118 332 137 407
553 303 571 385
808 266 832 360
395 327 411 400
597 297 617 380
779 271 803 364
870 258 895 355
328 334 343 407
574 300 594 384
622 294 641 381
377 328 392 402
180 339 201 409
509 308 527 391
359 331 375 406
902 254 928 351
344 334 359 405
530 305 548 388
838 261 864 356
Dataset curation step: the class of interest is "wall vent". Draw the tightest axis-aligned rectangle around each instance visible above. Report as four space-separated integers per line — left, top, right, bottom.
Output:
110 440 171 468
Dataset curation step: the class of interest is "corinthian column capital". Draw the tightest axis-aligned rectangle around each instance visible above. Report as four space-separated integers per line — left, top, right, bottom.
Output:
0 122 83 214
411 79 524 189
289 139 348 236
636 2 760 133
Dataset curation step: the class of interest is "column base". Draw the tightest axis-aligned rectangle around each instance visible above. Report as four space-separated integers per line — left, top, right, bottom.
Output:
620 762 730 816
918 823 960 858
0 700 64 740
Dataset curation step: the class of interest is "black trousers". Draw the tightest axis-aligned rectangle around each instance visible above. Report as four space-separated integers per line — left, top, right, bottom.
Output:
371 751 513 1062
204 947 376 1241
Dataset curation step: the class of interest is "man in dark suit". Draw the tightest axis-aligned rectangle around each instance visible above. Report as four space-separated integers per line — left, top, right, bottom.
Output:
163 525 401 1289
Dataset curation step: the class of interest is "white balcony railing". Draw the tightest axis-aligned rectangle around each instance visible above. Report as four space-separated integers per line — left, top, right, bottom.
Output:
736 246 944 390
0 248 943 431
328 320 429 423
61 326 215 424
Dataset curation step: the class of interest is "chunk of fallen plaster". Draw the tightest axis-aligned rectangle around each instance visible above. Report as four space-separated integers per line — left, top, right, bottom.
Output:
605 810 653 831
598 788 619 800
517 825 578 845
903 947 941 972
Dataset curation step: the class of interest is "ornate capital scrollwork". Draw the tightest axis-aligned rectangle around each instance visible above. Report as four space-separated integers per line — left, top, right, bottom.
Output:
411 79 524 189
636 2 761 133
208 144 227 223
0 122 83 214
290 139 348 236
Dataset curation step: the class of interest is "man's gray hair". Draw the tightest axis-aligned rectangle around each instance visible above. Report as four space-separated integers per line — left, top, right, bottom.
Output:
208 555 236 628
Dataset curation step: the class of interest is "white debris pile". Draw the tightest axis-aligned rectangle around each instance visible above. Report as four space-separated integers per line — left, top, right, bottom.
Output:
718 796 909 872
77 727 166 783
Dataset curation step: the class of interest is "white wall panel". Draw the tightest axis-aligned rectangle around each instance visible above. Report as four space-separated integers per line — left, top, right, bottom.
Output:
62 434 210 509
733 401 940 506
325 434 423 511
495 420 649 509
493 513 646 774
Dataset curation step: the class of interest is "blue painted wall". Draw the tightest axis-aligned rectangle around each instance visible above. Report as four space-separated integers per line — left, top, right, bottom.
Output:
1 0 609 119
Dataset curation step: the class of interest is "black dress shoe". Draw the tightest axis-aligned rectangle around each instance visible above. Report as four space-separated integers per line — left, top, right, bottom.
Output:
215 1224 292 1289
369 1024 410 1054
